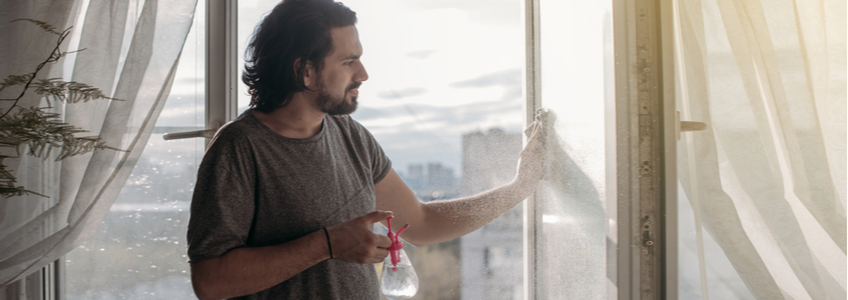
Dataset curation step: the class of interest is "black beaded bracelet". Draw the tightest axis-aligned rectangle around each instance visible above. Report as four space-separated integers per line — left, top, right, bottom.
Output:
322 227 333 259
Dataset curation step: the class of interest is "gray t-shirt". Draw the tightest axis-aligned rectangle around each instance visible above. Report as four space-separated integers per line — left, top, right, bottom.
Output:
187 110 392 299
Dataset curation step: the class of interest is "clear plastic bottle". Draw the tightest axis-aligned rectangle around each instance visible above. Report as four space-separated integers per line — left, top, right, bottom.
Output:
380 248 418 300
380 216 418 300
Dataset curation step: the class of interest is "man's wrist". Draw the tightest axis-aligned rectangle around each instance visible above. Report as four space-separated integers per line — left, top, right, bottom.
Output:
322 227 333 259
507 177 539 200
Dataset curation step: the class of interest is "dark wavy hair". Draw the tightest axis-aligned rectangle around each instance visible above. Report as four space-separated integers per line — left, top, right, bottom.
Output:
242 0 357 113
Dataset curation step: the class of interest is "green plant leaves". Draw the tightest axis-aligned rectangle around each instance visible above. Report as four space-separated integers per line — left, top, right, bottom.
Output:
0 19 119 198
11 18 62 36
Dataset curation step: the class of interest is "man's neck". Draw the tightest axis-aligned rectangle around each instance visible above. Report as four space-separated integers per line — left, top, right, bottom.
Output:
252 94 325 139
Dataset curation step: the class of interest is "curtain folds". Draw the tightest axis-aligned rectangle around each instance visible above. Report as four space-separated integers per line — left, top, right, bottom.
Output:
676 0 846 299
0 0 197 286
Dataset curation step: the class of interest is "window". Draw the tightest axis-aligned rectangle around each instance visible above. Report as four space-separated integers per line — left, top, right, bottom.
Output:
63 1 206 299
532 0 613 298
15 0 834 298
59 0 680 299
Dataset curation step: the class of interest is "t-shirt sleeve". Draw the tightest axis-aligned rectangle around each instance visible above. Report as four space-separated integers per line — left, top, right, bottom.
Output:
370 138 392 184
186 126 256 263
350 119 392 184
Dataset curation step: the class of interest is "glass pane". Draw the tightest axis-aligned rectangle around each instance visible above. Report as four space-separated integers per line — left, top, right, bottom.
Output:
237 1 525 299
63 1 205 299
536 0 613 299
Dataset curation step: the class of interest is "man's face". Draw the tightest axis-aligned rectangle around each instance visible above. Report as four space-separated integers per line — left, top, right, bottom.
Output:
312 26 368 115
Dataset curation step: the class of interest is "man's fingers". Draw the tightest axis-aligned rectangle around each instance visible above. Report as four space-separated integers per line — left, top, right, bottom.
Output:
366 247 389 264
375 234 392 248
328 211 397 264
524 122 543 147
531 122 544 142
373 248 389 259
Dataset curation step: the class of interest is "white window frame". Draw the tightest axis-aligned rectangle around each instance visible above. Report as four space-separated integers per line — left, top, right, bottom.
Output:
206 0 240 139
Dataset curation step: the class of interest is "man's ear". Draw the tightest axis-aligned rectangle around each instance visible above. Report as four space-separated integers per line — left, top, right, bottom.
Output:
295 58 317 88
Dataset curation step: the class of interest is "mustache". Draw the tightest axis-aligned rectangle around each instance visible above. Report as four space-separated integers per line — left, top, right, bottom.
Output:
346 82 362 91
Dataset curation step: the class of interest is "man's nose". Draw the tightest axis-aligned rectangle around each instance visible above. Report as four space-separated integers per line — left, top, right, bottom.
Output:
357 61 369 82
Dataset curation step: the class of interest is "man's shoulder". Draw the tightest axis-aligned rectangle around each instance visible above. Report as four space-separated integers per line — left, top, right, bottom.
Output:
211 111 263 141
202 113 266 159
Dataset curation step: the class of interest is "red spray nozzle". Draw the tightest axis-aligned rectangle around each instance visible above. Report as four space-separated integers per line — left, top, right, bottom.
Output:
386 216 409 271
396 224 409 236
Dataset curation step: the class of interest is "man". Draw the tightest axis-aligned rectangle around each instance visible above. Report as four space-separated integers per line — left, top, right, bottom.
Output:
186 0 546 299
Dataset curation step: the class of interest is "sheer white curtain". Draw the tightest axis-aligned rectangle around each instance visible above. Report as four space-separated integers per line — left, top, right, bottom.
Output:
675 0 846 299
0 0 197 286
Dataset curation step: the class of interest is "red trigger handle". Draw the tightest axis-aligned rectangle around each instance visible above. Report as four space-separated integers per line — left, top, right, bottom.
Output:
385 216 409 271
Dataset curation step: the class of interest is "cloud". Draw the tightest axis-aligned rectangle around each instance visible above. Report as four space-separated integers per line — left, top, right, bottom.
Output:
406 50 437 59
446 68 523 102
377 87 427 99
449 68 521 88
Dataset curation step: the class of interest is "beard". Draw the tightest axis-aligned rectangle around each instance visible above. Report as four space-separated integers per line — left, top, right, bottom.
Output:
314 80 361 115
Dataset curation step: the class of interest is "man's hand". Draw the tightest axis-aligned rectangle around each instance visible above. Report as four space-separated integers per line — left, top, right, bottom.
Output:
513 119 547 196
327 211 393 264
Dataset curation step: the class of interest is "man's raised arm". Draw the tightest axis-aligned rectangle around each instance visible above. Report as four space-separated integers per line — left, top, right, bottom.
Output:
375 122 546 246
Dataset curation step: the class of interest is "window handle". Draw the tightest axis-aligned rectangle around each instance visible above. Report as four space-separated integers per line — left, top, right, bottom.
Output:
680 121 707 132
676 111 707 140
163 129 217 140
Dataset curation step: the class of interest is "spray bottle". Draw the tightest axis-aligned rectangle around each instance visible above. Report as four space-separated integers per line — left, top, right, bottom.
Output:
380 216 418 300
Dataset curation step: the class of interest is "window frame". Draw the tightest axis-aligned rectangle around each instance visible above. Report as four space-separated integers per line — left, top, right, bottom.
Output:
522 1 541 299
523 0 678 299
612 0 678 298
205 0 240 140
